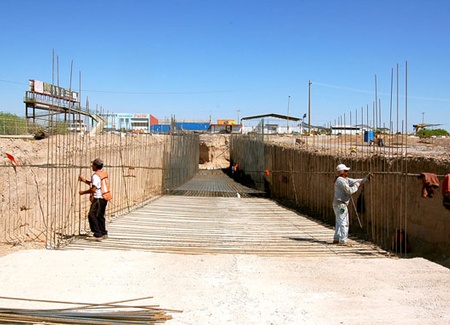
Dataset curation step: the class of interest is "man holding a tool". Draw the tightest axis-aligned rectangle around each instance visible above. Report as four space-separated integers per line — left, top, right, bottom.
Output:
79 158 112 241
332 163 371 246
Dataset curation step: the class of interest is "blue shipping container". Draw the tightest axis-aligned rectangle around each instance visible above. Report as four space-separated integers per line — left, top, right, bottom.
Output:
150 125 171 133
176 122 210 131
364 130 374 142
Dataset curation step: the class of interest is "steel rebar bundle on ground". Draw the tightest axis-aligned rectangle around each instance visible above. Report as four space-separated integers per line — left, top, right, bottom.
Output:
0 296 179 324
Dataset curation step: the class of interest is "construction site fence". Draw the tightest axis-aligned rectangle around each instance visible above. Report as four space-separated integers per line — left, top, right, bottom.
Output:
230 133 449 260
1 131 199 249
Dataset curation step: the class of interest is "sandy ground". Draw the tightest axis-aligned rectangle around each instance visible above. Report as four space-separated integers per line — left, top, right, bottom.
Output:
0 248 449 324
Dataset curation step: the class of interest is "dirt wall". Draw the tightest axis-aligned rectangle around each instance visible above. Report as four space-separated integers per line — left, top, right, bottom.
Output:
230 135 450 264
0 133 199 249
199 134 230 170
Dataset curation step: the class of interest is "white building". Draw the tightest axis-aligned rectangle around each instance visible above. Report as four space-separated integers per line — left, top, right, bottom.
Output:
241 113 302 135
331 125 371 135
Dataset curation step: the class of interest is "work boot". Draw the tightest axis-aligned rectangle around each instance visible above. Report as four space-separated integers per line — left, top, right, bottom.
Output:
338 241 352 247
85 236 102 242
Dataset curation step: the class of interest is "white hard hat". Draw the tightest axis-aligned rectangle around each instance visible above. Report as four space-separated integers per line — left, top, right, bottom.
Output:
336 163 351 172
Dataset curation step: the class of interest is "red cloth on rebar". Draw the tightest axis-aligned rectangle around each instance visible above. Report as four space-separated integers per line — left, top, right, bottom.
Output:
5 153 19 165
420 172 439 198
442 174 450 196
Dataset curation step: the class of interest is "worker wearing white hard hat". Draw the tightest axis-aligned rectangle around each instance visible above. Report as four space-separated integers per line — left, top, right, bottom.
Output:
332 164 371 246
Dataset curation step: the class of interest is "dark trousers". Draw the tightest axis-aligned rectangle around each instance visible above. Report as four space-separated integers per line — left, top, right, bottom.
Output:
88 198 108 238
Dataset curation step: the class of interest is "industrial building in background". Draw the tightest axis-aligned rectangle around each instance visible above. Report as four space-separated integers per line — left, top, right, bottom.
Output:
99 113 241 134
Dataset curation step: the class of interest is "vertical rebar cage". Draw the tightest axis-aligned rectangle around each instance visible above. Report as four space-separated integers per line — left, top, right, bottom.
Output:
0 116 199 249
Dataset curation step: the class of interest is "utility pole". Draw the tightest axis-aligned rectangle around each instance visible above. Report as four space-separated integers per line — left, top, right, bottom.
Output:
308 80 312 135
422 112 425 124
237 109 241 124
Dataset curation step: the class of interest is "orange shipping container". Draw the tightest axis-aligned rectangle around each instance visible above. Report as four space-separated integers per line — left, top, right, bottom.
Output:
217 119 236 125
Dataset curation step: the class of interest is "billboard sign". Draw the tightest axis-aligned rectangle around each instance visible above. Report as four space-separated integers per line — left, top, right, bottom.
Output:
134 114 148 118
29 80 79 103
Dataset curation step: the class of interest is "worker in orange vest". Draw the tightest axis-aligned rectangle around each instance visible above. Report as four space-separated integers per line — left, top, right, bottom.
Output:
79 158 112 241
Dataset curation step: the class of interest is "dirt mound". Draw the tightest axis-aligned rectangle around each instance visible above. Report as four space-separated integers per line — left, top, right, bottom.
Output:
199 134 230 170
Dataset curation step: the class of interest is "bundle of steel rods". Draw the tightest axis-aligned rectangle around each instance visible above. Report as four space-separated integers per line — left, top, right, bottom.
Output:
0 296 180 324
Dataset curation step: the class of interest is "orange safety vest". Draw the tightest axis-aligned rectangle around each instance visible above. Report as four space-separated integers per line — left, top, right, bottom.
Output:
95 170 112 201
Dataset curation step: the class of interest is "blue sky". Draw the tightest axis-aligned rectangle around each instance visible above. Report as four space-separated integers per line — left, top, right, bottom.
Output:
1 0 449 131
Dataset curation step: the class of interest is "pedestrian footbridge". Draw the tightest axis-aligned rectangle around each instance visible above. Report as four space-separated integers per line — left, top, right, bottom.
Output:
68 170 389 258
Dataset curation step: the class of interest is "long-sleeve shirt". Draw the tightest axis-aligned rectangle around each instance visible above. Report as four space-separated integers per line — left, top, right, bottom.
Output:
333 176 363 205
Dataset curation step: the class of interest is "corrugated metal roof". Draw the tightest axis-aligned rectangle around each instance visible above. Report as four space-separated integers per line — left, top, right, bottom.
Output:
241 113 300 122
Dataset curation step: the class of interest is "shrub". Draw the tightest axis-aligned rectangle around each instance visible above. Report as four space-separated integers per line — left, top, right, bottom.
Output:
417 128 449 138
0 112 29 135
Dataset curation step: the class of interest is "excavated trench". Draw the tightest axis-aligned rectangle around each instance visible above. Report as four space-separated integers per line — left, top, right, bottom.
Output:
168 169 265 198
